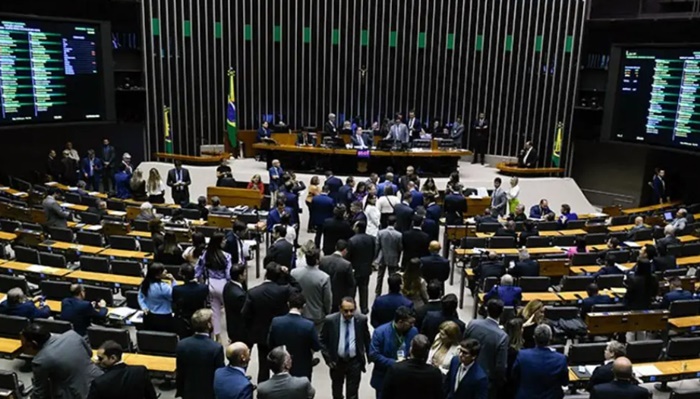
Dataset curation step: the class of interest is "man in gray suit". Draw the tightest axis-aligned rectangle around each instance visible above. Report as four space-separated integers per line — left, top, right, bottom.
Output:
43 188 71 228
375 216 403 296
21 323 102 399
386 113 409 144
490 177 507 217
450 116 465 148
258 346 315 399
291 246 332 331
463 299 508 399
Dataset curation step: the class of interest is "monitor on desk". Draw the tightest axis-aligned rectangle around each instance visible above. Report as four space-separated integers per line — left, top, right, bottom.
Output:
437 139 458 150
323 136 346 149
664 211 673 221
377 139 394 151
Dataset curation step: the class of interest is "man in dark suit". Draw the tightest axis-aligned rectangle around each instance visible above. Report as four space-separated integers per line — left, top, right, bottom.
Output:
80 149 104 191
257 120 272 142
590 357 650 399
297 130 316 146
657 224 681 248
268 159 284 194
346 221 375 314
509 249 539 278
415 280 443 330
324 113 338 138
224 264 248 344
214 342 254 399
495 220 517 238
311 186 335 231
586 340 626 392
172 265 209 338
421 294 465 343
371 274 414 328
324 170 343 203
529 199 554 219
43 188 71 229
264 225 295 268
46 149 63 182
338 177 355 208
474 253 506 282
321 297 371 399
320 240 356 310
406 110 424 141
316 204 354 256
351 129 371 148
60 284 108 336
512 324 568 399
425 195 441 223
407 182 424 210
444 184 467 225
166 160 192 206
394 192 416 233
90 340 156 399
175 309 224 399
420 242 450 291
417 208 439 242
444 338 489 399
581 283 613 318
662 276 694 309
475 208 499 225
101 138 116 192
382 334 442 399
402 217 431 269
0 288 51 321
267 199 295 232
268 292 321 380
242 264 295 383
518 220 540 247
471 112 489 165
518 141 538 168
375 216 403 295
654 244 678 273
224 221 248 266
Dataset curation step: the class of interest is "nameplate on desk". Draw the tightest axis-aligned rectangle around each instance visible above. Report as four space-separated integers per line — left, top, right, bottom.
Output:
357 149 370 159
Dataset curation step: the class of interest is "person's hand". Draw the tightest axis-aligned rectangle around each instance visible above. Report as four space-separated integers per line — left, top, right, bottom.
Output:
280 266 289 275
523 313 537 327
98 299 107 308
142 309 149 315
32 295 43 303
164 273 175 281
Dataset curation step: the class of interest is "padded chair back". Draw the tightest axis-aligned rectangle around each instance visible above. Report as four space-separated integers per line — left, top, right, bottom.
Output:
14 246 39 264
591 303 626 312
552 235 576 247
606 250 630 263
195 226 220 238
0 370 24 399
489 236 516 249
163 264 182 277
137 330 179 356
111 260 143 277
572 253 601 266
608 232 629 243
39 280 72 300
0 275 29 294
21 222 43 232
181 208 202 220
663 268 688 278
0 314 29 338
567 220 587 229
561 275 594 291
525 236 550 248
667 245 684 257
518 276 551 292
682 243 700 257
666 337 700 360
139 238 155 253
80 256 110 273
87 326 132 350
0 219 20 233
132 219 150 231
106 199 126 211
109 235 138 251
34 318 73 334
38 252 67 268
626 340 664 363
482 277 499 293
477 223 501 233
124 290 139 309
79 212 101 225
76 231 104 247
632 229 653 241
538 221 559 231
48 227 74 243
595 274 625 289
84 285 115 307
461 237 487 249
669 299 700 318
568 342 607 365
82 196 99 208
550 345 566 354
64 192 82 205
585 233 608 246
610 215 631 226
544 306 580 321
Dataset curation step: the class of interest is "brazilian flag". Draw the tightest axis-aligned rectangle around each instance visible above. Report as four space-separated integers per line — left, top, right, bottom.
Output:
164 106 173 154
552 122 563 167
226 69 238 148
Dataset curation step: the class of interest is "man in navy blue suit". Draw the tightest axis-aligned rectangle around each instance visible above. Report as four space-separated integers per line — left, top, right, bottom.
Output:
421 294 465 344
509 249 539 277
425 194 441 223
324 171 343 203
257 121 272 142
444 184 467 225
0 288 51 321
268 159 284 195
590 357 650 399
176 309 224 399
268 291 322 381
338 177 356 207
529 199 554 219
417 208 439 242
394 192 416 233
376 173 397 197
80 149 103 191
483 274 522 307
581 283 613 318
371 274 413 328
311 186 335 231
407 182 424 210
444 338 489 399
420 241 450 292
214 342 253 399
60 284 108 336
351 129 371 148
662 276 694 309
267 199 295 232
512 324 568 399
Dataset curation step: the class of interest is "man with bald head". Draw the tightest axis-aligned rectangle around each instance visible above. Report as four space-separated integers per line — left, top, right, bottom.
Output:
590 357 649 399
213 342 253 399
419 241 450 292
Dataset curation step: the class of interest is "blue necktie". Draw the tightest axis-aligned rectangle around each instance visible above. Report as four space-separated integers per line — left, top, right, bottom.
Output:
344 319 351 358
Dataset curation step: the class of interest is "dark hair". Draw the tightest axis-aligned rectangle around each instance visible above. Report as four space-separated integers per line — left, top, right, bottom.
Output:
562 204 571 213
575 236 587 251
387 273 403 293
264 263 281 281
267 346 289 374
305 248 320 266
21 323 51 348
335 239 348 252
586 283 599 297
657 244 668 257
190 232 206 259
394 306 416 323
354 220 367 234
494 177 502 184
334 204 346 219
204 232 228 271
427 279 442 299
384 186 394 196
459 338 481 357
179 264 195 281
99 340 124 360
608 237 620 248
644 244 657 259
355 181 367 193
230 263 246 282
486 298 505 319
410 334 431 362
346 176 354 185
148 218 163 233
289 291 306 309
441 294 458 315
387 215 397 226
275 199 285 208
140 263 165 297
273 224 287 238
523 220 535 232
70 283 83 296
162 231 179 255
233 220 247 234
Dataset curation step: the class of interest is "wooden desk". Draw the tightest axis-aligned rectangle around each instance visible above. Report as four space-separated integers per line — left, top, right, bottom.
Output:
477 292 562 303
621 201 681 215
99 248 154 261
67 222 103 232
0 232 17 242
607 224 649 232
40 240 104 254
557 290 616 301
456 248 566 256
586 310 668 335
554 229 589 236
65 270 144 287
127 231 152 239
539 259 570 277
466 197 490 218
0 338 22 358
668 316 700 330
495 162 565 176
0 261 72 277
123 353 176 373
61 202 89 212
153 152 229 166
0 187 28 198
206 187 263 208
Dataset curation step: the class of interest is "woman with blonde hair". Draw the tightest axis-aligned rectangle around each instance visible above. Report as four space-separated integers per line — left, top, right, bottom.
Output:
147 168 165 203
427 320 461 373
305 176 321 233
401 258 428 307
501 318 525 399
507 176 521 214
518 299 544 348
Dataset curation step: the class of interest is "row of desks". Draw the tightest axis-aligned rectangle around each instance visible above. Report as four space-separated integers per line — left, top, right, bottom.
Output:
0 260 150 287
569 358 700 384
40 240 154 261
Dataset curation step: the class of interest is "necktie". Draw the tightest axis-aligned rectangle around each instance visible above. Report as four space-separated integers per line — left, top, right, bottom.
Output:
237 237 244 264
344 319 351 358
455 365 466 392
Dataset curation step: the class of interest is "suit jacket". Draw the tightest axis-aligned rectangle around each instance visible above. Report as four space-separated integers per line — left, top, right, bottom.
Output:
590 380 649 399
652 175 666 203
43 196 70 228
347 233 376 278
393 203 415 232
581 294 613 318
586 362 614 392
370 293 414 328
383 358 443 399
316 218 354 256
223 281 248 344
0 300 51 321
257 373 315 399
319 253 356 309
422 218 440 242
176 334 224 399
376 182 398 197
451 122 465 143
337 184 354 207
415 300 442 331
389 123 410 143
166 168 192 193
657 235 681 248
324 120 338 138
409 190 424 209
407 118 424 140
267 207 296 232
268 166 284 192
264 238 295 268
444 194 467 225
310 194 335 227
368 322 418 390
474 260 506 281
519 230 539 247
87 363 156 399
662 289 694 309
495 228 517 238
268 313 321 379
320 312 371 369
426 203 442 222
296 132 316 146
257 127 272 142
421 311 466 344
444 357 489 399
402 228 430 267
224 231 245 265
490 187 507 216
290 266 332 323
529 205 553 219
172 281 209 322
32 331 103 399
325 176 343 202
512 347 569 399
484 285 522 307
420 254 450 285
519 147 538 168
213 366 254 399
241 281 294 344
80 157 104 178
511 259 539 277
464 318 507 383
376 226 403 267
60 297 108 336
351 133 371 147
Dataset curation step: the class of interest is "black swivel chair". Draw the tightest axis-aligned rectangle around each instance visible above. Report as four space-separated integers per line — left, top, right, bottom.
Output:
39 280 72 301
595 274 625 289
560 275 594 291
460 237 487 249
109 235 139 251
518 276 551 292
0 275 30 295
489 237 516 249
14 246 39 264
76 231 104 247
38 252 67 268
111 260 143 277
79 212 101 225
0 314 29 338
80 256 111 273
477 223 501 233
669 299 700 318
572 253 601 266
33 319 73 334
87 326 132 351
567 342 607 366
626 340 664 363
48 227 74 243
525 236 551 248
84 285 123 307
136 331 179 357
0 370 32 398
552 235 576 247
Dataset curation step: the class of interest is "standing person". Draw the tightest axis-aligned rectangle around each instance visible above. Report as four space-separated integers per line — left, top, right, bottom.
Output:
427 321 462 374
387 113 409 144
376 172 398 197
490 178 507 217
364 194 381 237
402 258 429 308
319 240 356 310
182 231 205 266
651 168 669 204
223 264 248 345
269 159 284 197
46 149 62 182
80 149 103 191
306 176 322 233
146 168 165 204
346 221 375 314
369 306 419 399
338 177 356 208
518 141 538 168
401 217 430 269
291 246 332 332
60 284 107 337
138 263 177 332
472 112 489 165
506 177 520 215
257 346 316 399
172 264 209 338
257 120 272 141
424 193 441 222
265 225 295 268
421 294 465 345
214 342 254 399
382 335 443 399
375 216 403 296
511 324 569 399
463 299 508 399
101 138 116 192
223 221 248 267
129 170 147 201
371 274 414 328
119 152 133 175
377 186 400 228
216 158 233 186
444 184 467 225
415 281 443 329
155 231 184 264
450 116 466 147
324 113 338 138
406 110 423 141
444 339 489 399
20 324 102 399
65 141 79 162
61 149 79 186
320 297 371 399
195 232 232 341
175 309 225 399
43 187 71 228
268 292 322 380
166 160 192 205
500 318 524 399
589 357 650 399
311 185 335 234
324 170 343 202
90 340 157 399
316 204 354 256
394 193 416 233
420 242 450 293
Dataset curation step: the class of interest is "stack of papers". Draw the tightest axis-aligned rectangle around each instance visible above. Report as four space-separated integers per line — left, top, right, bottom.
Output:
634 365 662 377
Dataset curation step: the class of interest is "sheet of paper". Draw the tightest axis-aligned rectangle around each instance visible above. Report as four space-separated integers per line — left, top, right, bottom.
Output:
584 365 598 374
623 241 641 248
26 265 46 273
109 211 127 216
11 192 27 197
634 365 662 376
615 263 631 271
85 225 103 231
109 307 137 318
476 187 489 197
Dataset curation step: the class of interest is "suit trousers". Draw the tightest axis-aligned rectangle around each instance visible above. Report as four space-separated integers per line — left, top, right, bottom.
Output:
172 188 190 206
374 264 398 296
256 342 272 383
102 168 114 193
330 357 362 399
355 275 370 314
473 139 487 164
306 201 315 231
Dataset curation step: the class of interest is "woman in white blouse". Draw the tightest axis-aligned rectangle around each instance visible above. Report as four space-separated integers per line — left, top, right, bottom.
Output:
364 194 381 237
507 176 521 214
147 168 166 204
427 321 462 374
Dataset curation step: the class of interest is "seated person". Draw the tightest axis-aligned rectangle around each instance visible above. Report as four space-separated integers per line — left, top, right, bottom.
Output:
657 224 681 248
0 288 51 320
518 220 539 247
508 204 527 222
495 220 517 238
256 121 272 142
87 200 109 219
510 248 539 277
155 231 184 265
209 196 232 215
606 237 620 251
196 196 209 220
626 216 648 240
297 131 316 146
566 236 587 258
475 208 499 225
216 159 233 183
529 199 554 219
581 283 613 318
75 180 91 197
351 129 372 149
474 252 506 281
135 202 156 221
670 208 689 232
557 204 578 228
592 253 625 279
661 276 694 309
246 174 265 194
586 341 627 392
653 244 677 273
484 274 521 306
